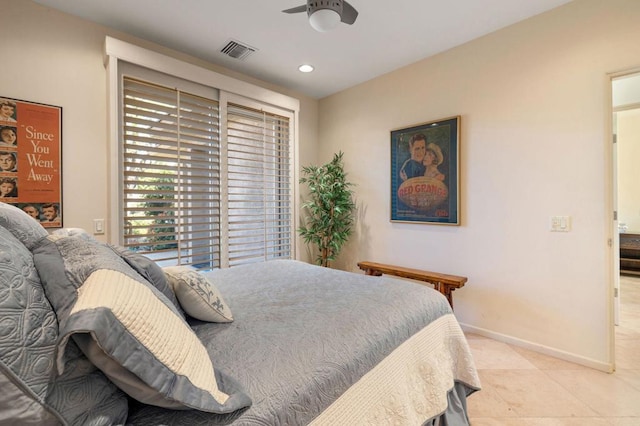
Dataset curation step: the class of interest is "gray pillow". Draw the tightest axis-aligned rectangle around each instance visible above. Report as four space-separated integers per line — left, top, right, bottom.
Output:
52 227 94 240
0 226 128 426
0 226 60 424
49 231 185 319
0 202 47 249
32 234 251 414
110 244 184 319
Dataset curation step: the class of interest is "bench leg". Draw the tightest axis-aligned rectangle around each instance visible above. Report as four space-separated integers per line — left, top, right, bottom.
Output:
434 282 454 309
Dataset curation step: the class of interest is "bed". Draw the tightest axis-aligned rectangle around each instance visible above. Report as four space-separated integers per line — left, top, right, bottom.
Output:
0 202 479 425
126 260 480 425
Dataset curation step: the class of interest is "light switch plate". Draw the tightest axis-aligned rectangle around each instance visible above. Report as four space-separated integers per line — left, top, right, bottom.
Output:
550 215 571 232
93 219 105 235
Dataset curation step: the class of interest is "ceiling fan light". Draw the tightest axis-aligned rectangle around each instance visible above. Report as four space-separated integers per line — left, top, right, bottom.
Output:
309 9 340 32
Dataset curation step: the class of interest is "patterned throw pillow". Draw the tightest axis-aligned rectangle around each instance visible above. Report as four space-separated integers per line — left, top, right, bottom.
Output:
32 234 251 414
0 226 127 426
163 266 234 323
0 202 47 249
0 225 60 424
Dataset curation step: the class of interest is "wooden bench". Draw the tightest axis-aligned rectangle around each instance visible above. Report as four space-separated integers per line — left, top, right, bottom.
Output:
357 261 467 309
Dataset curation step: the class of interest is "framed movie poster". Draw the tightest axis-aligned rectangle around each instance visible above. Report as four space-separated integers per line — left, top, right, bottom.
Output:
390 116 460 225
0 96 63 228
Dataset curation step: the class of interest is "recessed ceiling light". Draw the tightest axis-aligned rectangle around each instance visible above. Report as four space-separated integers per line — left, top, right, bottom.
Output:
298 64 314 73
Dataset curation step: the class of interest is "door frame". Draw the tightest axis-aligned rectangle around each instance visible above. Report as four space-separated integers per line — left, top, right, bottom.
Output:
607 68 640 371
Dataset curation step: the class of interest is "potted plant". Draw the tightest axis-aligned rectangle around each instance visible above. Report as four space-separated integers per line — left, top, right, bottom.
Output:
298 151 356 267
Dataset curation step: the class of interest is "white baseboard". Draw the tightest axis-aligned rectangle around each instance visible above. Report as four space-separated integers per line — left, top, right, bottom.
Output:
459 322 613 373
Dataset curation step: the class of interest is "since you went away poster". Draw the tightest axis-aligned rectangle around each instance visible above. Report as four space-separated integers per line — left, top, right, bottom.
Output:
0 96 62 228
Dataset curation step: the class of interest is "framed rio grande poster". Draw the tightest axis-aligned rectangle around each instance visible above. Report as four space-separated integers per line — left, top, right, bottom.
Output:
390 116 460 225
0 96 63 228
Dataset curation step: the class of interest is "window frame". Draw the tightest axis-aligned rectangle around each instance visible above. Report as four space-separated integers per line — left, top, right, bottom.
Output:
105 37 299 265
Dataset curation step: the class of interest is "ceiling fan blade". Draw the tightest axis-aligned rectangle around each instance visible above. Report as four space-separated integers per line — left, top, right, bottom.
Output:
282 4 307 14
341 0 358 24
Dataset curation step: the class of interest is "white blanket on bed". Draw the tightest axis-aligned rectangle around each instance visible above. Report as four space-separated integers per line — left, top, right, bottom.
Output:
310 314 480 425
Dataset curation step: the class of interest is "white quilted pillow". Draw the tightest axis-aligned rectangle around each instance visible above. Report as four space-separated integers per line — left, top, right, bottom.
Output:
163 266 234 323
32 235 250 414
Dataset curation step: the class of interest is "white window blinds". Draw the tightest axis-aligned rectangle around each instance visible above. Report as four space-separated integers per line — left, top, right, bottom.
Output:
227 103 292 266
121 77 292 269
122 77 221 268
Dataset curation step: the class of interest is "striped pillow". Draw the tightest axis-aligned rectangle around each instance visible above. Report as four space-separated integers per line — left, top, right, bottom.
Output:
32 234 251 414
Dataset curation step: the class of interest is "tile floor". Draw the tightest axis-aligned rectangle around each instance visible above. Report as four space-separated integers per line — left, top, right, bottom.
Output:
466 275 640 425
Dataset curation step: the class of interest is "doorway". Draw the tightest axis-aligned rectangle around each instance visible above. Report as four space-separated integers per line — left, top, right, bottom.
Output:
612 71 640 369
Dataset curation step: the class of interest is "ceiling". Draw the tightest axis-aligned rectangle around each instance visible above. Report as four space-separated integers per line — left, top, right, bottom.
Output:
33 0 573 99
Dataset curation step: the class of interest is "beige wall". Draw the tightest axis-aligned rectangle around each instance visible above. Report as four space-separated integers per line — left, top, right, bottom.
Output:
319 0 640 369
618 108 640 232
6 0 637 369
2 0 318 259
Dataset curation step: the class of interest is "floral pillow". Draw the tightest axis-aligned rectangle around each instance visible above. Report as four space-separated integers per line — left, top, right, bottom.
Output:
163 266 234 323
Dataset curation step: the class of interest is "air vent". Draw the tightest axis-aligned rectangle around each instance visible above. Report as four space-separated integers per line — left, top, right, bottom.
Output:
220 39 257 60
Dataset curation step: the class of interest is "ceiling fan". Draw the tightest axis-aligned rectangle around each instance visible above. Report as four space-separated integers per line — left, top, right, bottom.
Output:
283 0 359 32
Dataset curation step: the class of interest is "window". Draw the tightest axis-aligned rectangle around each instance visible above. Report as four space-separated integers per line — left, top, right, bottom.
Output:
118 72 294 269
227 103 292 266
107 38 299 269
122 77 221 268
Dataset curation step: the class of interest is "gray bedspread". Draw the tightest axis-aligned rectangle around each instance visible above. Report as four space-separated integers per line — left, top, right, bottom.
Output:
126 260 471 425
